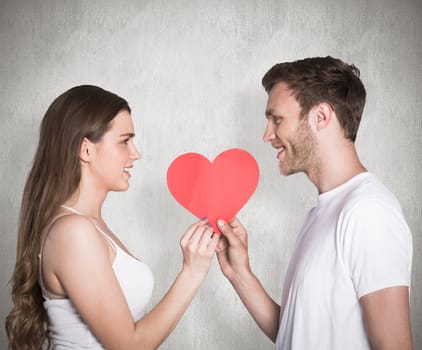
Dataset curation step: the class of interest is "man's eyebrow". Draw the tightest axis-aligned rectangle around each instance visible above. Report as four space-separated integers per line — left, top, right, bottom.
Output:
265 109 273 118
119 132 135 138
265 109 282 119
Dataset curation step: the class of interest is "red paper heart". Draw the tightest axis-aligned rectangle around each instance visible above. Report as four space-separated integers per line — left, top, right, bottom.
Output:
167 148 259 233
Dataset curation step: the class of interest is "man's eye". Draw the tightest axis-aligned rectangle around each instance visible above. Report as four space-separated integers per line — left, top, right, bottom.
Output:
123 138 130 145
274 118 282 125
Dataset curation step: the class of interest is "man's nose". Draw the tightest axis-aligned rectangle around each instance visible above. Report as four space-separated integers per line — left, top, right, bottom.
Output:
263 121 275 142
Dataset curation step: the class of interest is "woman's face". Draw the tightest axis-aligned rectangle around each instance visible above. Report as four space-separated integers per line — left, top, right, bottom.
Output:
89 110 141 192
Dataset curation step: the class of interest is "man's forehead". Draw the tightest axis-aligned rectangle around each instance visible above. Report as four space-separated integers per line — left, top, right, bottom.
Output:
266 85 289 111
268 82 294 98
265 84 301 117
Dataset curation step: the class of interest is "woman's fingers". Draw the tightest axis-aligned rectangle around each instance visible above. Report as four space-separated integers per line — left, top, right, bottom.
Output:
179 220 219 279
197 226 215 252
207 232 220 254
180 218 208 247
187 224 208 250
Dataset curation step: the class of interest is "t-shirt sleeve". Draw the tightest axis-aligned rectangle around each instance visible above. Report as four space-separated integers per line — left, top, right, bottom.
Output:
338 199 413 299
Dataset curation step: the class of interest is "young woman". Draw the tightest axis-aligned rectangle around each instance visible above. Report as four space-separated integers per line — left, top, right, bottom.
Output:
6 85 219 350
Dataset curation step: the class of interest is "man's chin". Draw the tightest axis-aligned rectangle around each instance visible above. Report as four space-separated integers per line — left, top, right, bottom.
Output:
279 163 301 177
279 165 290 176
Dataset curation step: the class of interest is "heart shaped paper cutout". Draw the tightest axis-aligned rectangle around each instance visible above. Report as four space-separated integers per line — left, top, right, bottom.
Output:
167 148 259 233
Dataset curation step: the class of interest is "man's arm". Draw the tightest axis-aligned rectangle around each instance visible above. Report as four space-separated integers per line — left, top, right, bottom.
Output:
360 286 413 350
216 219 281 342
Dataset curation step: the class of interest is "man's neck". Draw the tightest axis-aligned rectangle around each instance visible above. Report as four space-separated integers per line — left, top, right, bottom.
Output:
307 142 367 194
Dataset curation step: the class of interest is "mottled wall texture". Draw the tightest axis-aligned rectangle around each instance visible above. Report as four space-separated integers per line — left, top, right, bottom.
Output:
1 1 421 349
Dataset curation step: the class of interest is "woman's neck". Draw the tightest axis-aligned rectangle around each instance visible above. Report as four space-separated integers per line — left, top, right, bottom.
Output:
63 183 107 220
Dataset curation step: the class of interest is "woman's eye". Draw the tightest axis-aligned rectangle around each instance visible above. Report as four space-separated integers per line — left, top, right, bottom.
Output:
123 138 130 145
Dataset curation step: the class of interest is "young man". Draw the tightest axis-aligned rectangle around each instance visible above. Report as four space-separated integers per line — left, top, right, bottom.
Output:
216 56 413 349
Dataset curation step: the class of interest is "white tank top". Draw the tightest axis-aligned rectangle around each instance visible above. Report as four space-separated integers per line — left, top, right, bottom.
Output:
38 205 154 349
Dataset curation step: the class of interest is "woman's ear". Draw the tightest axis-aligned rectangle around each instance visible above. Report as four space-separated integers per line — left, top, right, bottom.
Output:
80 137 94 163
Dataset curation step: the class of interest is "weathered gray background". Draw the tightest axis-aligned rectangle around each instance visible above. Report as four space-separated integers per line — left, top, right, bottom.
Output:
1 0 421 349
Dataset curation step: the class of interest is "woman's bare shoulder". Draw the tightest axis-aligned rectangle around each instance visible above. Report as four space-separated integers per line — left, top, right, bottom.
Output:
44 214 106 253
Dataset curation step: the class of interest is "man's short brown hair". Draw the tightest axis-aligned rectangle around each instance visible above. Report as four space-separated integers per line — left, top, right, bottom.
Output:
262 56 366 142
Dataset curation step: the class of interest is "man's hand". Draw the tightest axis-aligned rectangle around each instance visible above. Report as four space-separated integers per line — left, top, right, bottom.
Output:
216 217 251 284
215 217 281 342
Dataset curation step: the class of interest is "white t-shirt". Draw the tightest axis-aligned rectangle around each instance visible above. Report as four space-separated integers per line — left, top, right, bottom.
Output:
275 172 412 350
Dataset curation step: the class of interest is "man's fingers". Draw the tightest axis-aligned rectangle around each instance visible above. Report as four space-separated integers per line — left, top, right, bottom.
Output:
216 235 228 254
229 216 245 231
217 219 241 247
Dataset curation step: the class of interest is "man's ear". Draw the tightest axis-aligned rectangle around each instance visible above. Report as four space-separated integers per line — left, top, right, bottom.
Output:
80 137 94 162
313 102 333 132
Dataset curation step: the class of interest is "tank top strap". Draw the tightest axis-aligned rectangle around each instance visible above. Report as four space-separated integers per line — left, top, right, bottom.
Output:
90 222 117 252
38 212 75 300
59 205 117 251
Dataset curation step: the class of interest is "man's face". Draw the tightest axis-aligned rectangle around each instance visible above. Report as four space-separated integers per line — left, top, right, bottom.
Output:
263 82 316 176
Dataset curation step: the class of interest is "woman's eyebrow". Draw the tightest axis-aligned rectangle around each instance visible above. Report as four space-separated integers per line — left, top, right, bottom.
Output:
119 132 135 138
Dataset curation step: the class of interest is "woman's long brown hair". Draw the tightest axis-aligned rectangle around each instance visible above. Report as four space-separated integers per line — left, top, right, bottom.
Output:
5 85 130 349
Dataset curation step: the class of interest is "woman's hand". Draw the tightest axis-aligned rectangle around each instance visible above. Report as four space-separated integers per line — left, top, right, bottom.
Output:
180 219 220 281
